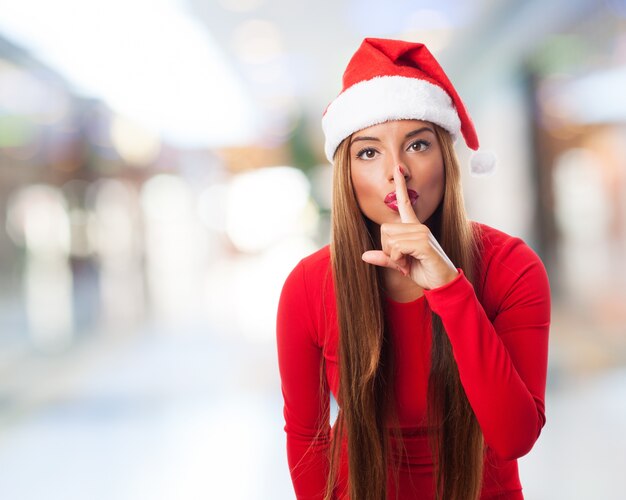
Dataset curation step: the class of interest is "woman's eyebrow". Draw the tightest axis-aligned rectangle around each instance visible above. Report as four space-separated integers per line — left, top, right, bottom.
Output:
351 126 435 145
350 135 380 144
405 126 435 138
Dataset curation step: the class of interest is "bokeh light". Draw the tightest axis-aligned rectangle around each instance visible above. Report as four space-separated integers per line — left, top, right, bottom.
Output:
226 166 316 253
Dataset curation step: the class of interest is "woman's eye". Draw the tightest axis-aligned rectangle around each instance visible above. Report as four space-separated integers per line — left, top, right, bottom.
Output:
408 140 430 152
356 148 378 160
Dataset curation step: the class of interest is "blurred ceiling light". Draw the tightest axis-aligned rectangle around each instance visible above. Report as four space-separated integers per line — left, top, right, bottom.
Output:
6 185 71 257
226 166 315 253
5 187 74 352
232 19 283 65
89 179 139 260
0 0 258 148
110 115 161 167
197 183 230 232
141 174 193 224
219 0 264 13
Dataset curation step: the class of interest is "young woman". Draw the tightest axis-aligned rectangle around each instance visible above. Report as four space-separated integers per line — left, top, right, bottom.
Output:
276 38 551 500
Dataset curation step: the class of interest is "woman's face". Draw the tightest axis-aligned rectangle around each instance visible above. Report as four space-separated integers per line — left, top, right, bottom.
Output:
348 119 445 227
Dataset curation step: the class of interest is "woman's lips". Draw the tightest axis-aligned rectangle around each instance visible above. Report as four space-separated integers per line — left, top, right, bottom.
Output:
384 189 418 211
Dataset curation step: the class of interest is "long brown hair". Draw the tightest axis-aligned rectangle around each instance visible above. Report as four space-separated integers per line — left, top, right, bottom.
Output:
327 123 484 500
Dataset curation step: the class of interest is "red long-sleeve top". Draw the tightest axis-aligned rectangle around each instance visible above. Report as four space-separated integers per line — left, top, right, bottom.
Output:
276 222 551 499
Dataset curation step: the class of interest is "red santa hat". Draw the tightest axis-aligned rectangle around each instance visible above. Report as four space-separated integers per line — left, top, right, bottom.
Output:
321 38 496 176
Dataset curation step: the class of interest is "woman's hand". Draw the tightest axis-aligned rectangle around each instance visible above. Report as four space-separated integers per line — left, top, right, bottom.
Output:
361 165 459 290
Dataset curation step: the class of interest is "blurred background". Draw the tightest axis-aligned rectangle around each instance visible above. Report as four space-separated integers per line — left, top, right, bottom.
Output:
0 0 625 498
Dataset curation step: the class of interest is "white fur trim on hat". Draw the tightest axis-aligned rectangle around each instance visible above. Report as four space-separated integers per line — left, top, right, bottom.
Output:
322 75 461 163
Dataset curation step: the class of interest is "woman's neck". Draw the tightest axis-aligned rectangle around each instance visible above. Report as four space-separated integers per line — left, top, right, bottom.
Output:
382 269 424 302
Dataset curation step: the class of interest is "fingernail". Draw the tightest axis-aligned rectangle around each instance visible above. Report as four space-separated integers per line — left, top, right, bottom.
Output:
398 165 405 175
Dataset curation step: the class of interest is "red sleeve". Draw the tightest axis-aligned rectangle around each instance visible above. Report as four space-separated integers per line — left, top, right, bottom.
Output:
423 238 551 461
276 260 331 499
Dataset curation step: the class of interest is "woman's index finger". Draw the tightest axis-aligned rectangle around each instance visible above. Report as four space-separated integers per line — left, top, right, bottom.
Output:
394 165 420 224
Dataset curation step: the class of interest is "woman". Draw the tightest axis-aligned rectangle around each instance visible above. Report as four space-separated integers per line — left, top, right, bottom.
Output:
276 38 550 500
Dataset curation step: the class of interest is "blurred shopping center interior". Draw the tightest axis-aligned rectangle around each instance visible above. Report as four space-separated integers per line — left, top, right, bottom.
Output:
0 0 625 498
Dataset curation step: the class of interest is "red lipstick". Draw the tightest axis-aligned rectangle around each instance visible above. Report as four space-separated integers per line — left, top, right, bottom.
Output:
384 189 418 211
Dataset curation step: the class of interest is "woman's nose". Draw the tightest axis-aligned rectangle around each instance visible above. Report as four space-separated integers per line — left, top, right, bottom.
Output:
389 163 410 181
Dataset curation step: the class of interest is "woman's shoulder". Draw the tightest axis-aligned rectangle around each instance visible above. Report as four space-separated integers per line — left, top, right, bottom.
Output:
287 244 331 281
470 221 550 308
472 220 521 247
281 244 332 292
279 245 333 339
299 244 331 268
471 221 542 267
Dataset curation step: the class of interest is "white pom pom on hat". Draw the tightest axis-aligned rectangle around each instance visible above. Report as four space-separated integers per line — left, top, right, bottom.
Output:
470 149 497 177
321 38 496 176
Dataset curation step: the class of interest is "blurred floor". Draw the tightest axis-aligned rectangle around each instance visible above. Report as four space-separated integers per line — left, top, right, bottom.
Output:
0 324 293 500
0 302 624 500
519 365 626 500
